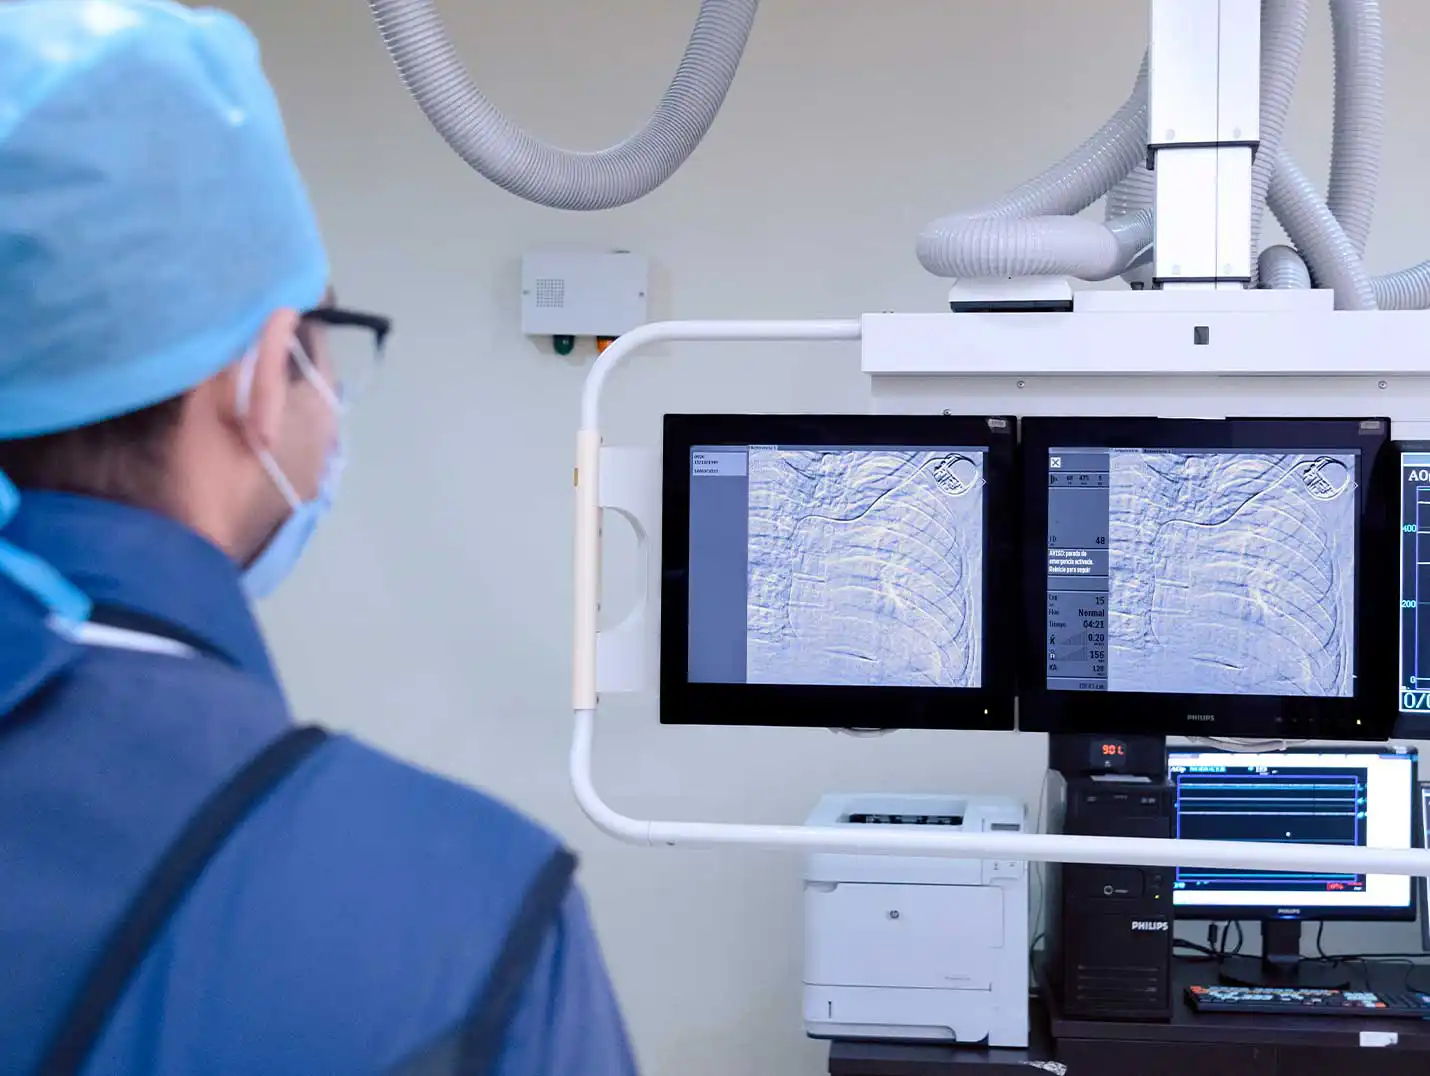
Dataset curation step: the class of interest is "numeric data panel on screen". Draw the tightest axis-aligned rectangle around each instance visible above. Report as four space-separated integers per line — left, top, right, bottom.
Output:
1046 449 1358 696
687 445 987 689
1401 453 1430 715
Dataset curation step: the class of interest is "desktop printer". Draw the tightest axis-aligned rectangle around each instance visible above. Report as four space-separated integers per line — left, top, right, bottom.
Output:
802 794 1029 1048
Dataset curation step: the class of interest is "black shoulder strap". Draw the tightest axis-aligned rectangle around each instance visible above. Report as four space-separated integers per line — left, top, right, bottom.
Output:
384 848 578 1076
35 726 330 1076
455 849 577 1075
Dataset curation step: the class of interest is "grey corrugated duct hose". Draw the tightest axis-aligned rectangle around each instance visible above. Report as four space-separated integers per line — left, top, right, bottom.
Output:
1373 260 1430 309
1258 245 1312 289
1250 0 1313 284
1328 0 1384 257
367 0 758 210
915 58 1151 280
1105 165 1156 288
1268 154 1378 309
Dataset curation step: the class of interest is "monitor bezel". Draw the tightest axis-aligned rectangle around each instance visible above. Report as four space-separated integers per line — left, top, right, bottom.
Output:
1420 783 1430 951
1167 745 1419 924
1019 416 1396 740
660 413 1018 730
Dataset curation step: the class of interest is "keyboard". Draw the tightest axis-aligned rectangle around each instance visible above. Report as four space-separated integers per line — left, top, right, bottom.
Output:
1187 984 1430 1018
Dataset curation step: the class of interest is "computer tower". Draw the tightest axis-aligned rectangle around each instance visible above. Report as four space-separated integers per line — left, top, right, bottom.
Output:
1048 778 1175 1021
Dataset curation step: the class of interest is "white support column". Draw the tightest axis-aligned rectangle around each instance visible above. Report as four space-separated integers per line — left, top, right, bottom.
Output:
1150 0 1260 289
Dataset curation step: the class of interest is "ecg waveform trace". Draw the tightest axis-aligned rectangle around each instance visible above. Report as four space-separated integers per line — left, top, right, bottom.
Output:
1174 768 1368 894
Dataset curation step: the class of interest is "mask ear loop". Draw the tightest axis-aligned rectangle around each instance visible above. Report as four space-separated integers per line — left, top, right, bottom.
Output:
236 347 303 511
290 331 348 479
290 333 344 415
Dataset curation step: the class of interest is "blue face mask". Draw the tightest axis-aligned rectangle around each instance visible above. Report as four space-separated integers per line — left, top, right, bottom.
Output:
236 339 344 601
241 440 344 600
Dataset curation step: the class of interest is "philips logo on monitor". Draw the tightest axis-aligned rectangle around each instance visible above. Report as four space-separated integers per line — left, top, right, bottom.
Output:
1187 714 1216 723
1131 921 1169 932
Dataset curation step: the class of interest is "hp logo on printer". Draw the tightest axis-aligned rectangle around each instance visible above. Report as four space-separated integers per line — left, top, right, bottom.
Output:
1131 920 1169 932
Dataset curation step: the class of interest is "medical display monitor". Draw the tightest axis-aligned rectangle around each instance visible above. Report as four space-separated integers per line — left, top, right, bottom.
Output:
1020 417 1394 739
1421 783 1430 952
661 414 1016 729
1396 444 1430 739
1168 747 1417 923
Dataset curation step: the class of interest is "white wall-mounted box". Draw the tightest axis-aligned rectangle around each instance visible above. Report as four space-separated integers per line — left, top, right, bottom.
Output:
521 251 650 338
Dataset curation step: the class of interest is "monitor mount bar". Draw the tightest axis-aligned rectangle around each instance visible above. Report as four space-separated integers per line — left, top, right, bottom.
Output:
571 318 1430 879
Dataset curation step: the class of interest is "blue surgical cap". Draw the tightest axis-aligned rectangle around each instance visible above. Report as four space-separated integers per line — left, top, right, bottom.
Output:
0 0 330 440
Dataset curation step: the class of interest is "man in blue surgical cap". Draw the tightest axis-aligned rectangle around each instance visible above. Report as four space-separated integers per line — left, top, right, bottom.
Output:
0 2 638 1074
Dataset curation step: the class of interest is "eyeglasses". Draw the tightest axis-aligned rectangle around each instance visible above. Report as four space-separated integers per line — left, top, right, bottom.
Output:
298 306 392 403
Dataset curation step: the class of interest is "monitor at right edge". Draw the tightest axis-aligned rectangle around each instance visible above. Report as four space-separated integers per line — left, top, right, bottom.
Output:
1396 444 1430 738
1169 747 1417 923
1020 417 1396 740
1420 783 1430 952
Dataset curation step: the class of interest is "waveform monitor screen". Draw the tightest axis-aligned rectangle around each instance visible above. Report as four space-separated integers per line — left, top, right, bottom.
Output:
1400 450 1430 724
662 415 1017 730
1168 749 1416 918
1421 785 1430 951
1046 449 1358 696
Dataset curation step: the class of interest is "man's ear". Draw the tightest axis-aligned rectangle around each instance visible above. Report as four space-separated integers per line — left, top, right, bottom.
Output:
217 309 301 452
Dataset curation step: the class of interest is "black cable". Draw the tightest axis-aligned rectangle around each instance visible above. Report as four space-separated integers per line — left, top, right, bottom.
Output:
1309 944 1430 992
1028 931 1047 983
1175 939 1218 958
1214 920 1243 961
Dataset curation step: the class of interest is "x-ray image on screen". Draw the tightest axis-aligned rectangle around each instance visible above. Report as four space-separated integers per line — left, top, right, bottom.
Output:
1047 449 1357 697
747 448 984 688
686 445 986 689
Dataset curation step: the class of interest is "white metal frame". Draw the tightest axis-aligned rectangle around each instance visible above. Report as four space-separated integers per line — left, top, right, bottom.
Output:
571 303 1430 878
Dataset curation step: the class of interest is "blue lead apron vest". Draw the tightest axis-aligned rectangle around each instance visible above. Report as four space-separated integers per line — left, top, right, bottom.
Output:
30 607 576 1076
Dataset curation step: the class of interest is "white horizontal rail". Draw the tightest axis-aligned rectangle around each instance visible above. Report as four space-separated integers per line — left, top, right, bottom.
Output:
573 713 1430 875
570 317 1430 878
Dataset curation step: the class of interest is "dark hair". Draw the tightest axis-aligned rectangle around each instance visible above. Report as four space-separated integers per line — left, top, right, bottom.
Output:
0 395 190 510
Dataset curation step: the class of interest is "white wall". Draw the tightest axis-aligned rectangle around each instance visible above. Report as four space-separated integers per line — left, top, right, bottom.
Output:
223 2 1430 1072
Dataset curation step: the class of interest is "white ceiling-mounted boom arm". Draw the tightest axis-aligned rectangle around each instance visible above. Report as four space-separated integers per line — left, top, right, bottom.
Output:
369 2 1430 307
1149 0 1259 290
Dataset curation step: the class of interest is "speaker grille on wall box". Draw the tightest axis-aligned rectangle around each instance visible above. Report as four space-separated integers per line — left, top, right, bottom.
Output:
534 278 566 308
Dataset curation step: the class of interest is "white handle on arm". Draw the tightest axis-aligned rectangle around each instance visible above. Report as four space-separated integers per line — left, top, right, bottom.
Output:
569 317 1430 879
572 319 863 710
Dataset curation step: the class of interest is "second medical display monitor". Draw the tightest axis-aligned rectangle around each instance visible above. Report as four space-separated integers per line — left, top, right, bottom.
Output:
1020 417 1393 740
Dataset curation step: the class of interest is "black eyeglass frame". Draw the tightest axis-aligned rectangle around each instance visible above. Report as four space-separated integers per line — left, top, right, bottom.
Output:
301 306 393 352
